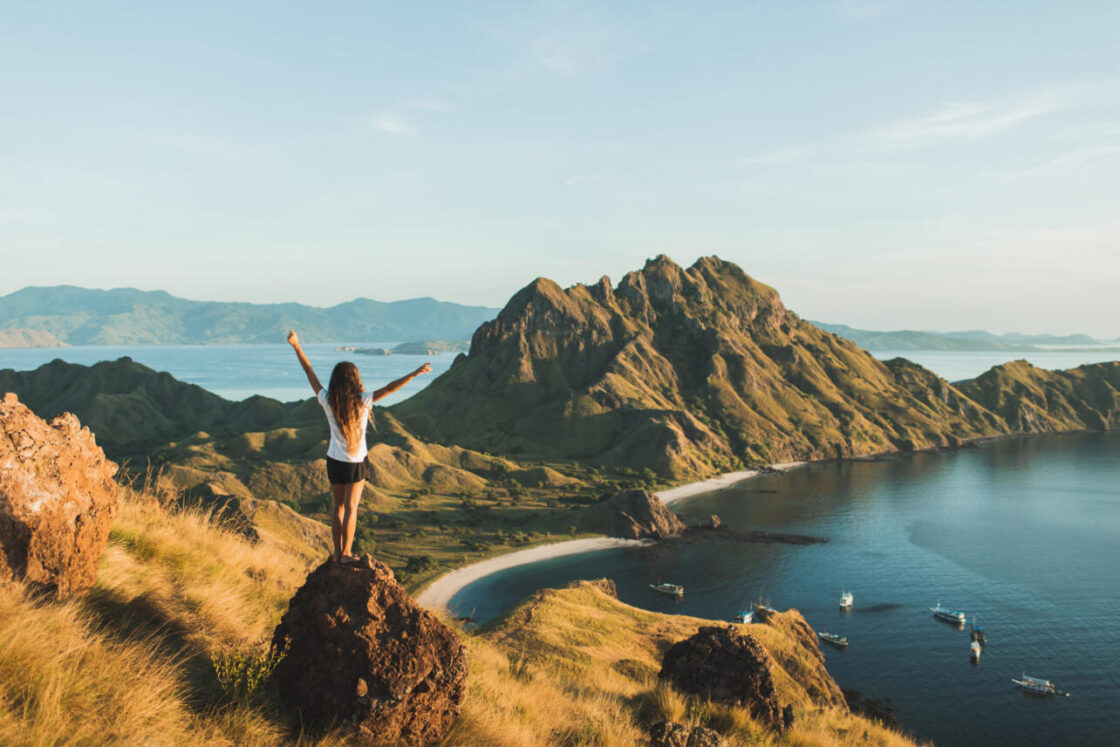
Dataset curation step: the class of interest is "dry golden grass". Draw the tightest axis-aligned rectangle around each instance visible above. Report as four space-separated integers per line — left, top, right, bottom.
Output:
0 491 924 746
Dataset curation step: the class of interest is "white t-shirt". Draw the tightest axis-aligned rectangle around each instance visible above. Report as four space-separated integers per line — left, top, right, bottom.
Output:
317 388 375 462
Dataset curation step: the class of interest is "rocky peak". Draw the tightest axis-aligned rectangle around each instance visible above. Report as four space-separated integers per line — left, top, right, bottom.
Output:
0 392 120 597
271 554 467 744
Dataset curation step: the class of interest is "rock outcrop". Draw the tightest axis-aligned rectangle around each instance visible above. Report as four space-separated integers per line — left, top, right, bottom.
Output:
578 489 686 539
659 625 784 731
271 555 467 744
649 721 728 747
0 392 120 597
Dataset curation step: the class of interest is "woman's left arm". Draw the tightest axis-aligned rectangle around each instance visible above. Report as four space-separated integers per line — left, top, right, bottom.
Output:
372 362 432 401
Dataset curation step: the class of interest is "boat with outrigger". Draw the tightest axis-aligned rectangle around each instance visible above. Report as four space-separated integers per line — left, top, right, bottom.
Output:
929 600 966 625
818 631 848 649
839 590 853 610
649 582 684 598
1012 673 1069 697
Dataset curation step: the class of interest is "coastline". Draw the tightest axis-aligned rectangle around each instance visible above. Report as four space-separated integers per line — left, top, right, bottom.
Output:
416 537 650 613
417 461 809 613
656 460 807 507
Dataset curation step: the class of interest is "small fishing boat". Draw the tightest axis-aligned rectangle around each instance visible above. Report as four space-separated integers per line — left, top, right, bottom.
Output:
1012 673 1065 696
649 582 684 598
734 609 754 624
929 600 966 625
970 640 982 661
970 618 986 645
839 590 854 609
818 631 848 648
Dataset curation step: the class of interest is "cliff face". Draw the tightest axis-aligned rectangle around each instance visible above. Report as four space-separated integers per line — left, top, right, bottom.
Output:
392 255 1011 477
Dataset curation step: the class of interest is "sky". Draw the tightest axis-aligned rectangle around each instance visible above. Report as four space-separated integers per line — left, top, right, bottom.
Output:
1 1 1118 336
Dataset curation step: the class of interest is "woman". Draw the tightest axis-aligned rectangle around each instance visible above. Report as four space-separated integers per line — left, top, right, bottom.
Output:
287 330 431 563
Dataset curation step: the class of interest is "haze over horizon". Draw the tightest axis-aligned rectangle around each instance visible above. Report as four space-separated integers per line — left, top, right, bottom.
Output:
2 2 1118 337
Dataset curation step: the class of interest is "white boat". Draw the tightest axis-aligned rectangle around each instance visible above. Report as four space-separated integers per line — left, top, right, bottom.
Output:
649 582 684 598
818 631 848 648
970 640 982 661
734 609 754 624
1012 673 1058 695
930 600 966 625
839 591 854 609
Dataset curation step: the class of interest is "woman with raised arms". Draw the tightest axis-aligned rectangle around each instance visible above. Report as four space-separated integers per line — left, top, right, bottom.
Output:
287 330 431 563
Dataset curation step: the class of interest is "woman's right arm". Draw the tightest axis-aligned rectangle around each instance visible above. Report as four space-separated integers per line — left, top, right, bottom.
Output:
287 330 323 394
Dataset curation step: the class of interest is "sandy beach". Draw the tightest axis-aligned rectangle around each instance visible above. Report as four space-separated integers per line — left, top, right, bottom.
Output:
416 537 649 613
417 462 810 613
656 461 807 507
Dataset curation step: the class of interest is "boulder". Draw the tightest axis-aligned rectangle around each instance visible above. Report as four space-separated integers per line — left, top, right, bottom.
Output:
579 489 686 540
659 625 784 731
271 555 467 744
0 393 120 597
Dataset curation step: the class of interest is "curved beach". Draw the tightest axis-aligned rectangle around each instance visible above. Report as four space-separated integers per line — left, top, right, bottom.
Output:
418 463 807 613
416 537 649 613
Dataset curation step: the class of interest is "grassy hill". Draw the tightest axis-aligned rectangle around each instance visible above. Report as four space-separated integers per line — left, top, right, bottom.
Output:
0 488 921 746
0 285 499 345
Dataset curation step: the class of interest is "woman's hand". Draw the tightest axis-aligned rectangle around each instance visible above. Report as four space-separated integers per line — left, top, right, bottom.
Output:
287 330 300 347
413 362 432 377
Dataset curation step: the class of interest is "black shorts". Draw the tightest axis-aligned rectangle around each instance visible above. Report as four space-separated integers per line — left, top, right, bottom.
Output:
326 456 369 485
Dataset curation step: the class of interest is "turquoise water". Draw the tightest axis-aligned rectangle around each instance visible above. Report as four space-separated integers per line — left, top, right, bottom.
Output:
0 342 457 405
449 433 1120 746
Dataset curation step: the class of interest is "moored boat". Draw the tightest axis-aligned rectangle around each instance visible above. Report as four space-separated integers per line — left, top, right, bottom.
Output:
930 600 966 625
818 631 848 648
734 609 754 624
1012 673 1060 695
649 582 684 597
970 640 982 661
839 590 854 609
970 618 986 645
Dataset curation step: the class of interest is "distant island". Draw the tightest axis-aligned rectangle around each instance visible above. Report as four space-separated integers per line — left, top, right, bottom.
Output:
812 321 1118 352
0 286 499 345
338 339 470 356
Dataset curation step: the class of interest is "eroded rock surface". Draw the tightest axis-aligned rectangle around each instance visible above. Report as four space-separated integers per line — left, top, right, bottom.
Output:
0 392 120 597
580 489 686 539
272 555 467 744
659 625 784 731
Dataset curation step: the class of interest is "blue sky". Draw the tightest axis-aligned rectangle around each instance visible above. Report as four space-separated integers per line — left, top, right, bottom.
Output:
1 1 1118 336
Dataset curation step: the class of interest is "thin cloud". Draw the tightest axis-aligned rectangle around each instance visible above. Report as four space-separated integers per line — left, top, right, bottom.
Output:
739 147 810 166
371 114 411 135
1007 144 1120 179
863 95 1070 150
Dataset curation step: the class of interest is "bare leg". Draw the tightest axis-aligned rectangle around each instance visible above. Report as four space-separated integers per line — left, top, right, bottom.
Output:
331 484 347 562
341 480 364 558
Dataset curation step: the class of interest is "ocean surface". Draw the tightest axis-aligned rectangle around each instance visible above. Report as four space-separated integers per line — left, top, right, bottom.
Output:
449 432 1120 746
2 344 1117 405
0 342 458 405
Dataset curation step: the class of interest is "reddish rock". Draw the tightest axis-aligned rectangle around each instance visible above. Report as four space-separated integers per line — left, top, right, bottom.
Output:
271 555 467 744
659 625 784 731
0 392 120 597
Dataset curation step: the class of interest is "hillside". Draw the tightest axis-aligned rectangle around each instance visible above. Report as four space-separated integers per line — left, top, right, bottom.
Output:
0 285 499 344
392 256 1015 478
0 328 65 348
0 481 920 746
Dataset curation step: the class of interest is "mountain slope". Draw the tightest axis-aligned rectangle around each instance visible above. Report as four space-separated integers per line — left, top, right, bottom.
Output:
813 322 1111 352
0 285 500 344
392 255 1011 477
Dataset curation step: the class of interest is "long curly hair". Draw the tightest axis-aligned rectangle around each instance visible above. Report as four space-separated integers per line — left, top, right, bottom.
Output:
328 361 365 457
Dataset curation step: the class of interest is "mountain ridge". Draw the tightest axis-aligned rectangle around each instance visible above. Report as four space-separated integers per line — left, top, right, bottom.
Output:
0 285 500 345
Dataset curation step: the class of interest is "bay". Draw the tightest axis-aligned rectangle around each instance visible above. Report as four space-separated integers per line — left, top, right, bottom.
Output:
448 432 1120 746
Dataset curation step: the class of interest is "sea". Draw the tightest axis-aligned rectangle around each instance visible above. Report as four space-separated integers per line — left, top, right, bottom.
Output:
2 343 1118 745
448 434 1120 746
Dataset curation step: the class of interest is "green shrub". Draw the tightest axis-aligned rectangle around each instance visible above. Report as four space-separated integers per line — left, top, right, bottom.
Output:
211 640 282 703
